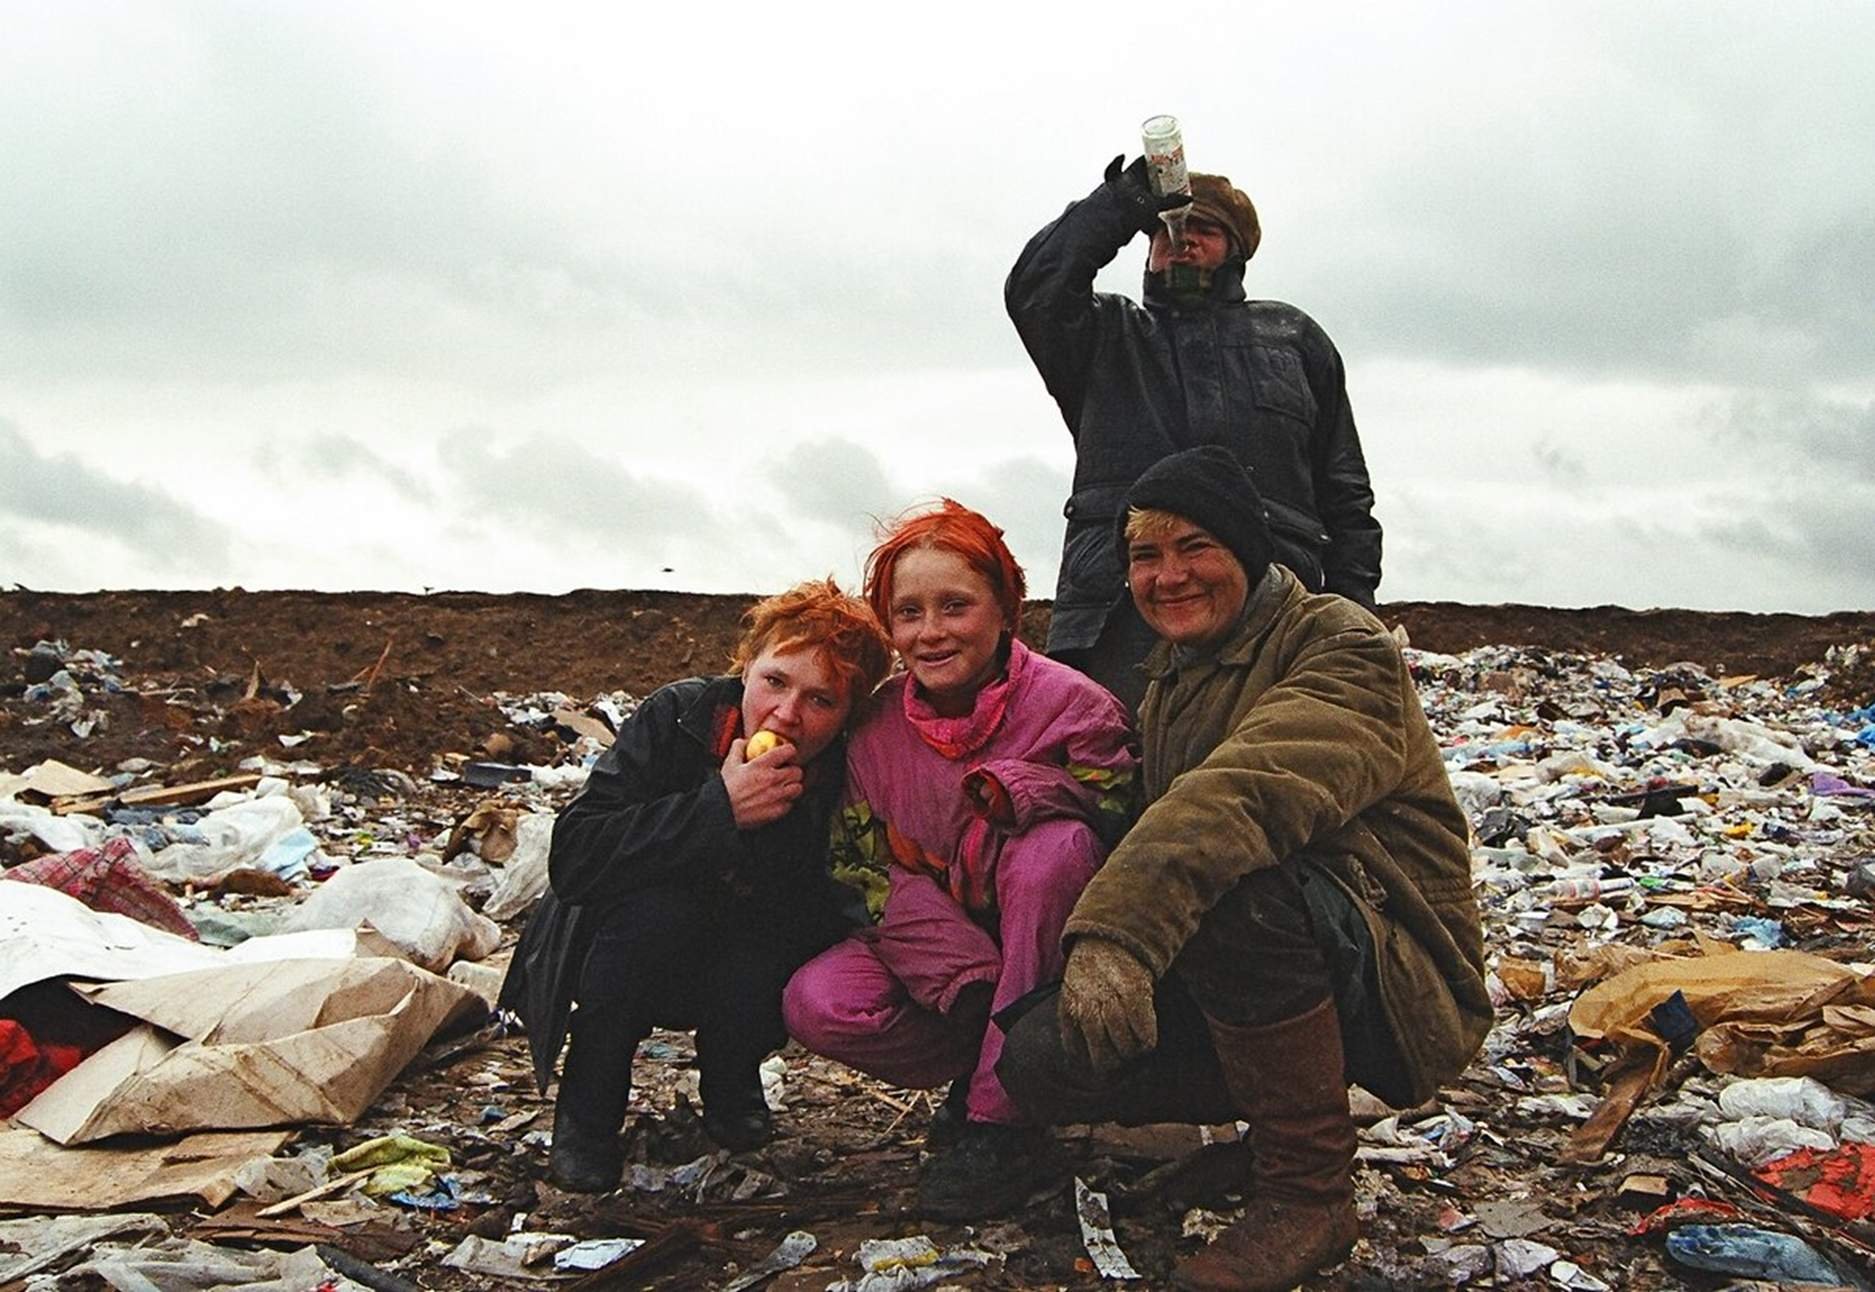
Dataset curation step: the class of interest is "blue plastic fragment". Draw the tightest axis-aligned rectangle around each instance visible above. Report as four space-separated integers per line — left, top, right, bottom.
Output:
1730 915 1786 948
1664 1224 1848 1285
388 1174 462 1211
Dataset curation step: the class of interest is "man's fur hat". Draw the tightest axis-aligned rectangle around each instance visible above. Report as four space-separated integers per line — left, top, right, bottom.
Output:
1188 173 1261 260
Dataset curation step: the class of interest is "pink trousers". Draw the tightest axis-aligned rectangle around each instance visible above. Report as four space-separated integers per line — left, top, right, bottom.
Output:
783 817 1102 1126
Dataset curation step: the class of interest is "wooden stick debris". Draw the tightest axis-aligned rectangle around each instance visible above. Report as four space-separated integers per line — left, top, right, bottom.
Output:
255 1168 374 1219
795 1069 915 1115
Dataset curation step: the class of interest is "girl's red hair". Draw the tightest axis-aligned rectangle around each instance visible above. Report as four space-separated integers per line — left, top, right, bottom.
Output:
864 499 1026 631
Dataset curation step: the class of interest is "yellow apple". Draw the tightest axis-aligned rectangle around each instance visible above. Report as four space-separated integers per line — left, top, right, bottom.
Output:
745 729 790 759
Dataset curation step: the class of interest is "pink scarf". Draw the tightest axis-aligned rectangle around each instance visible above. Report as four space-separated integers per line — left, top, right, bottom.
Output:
901 637 1029 760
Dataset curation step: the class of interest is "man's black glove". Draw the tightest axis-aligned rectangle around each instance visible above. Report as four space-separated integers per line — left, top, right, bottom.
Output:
1104 154 1193 238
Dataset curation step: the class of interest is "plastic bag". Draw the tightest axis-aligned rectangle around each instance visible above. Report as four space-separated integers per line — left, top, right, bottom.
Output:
481 813 553 921
1718 1076 1848 1134
284 857 499 971
144 795 308 885
1708 1115 1835 1167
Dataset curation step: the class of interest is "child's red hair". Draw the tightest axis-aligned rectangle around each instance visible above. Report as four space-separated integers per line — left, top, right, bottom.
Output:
864 500 1026 631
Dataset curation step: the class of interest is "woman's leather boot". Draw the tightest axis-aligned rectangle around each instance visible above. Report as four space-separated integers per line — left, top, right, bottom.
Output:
1173 998 1358 1291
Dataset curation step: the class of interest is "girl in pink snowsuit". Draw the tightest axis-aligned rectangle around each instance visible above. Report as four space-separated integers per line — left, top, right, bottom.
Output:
783 500 1136 1219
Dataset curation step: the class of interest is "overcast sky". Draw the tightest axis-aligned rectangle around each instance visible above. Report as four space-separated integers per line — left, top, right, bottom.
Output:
4 1 1872 612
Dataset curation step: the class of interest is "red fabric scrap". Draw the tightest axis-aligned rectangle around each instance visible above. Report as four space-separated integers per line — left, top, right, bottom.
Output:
1 836 199 941
1629 1197 1746 1235
1756 1142 1875 1222
0 1019 84 1116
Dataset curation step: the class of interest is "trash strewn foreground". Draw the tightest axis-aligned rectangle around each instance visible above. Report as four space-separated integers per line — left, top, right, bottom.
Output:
3 614 1874 1290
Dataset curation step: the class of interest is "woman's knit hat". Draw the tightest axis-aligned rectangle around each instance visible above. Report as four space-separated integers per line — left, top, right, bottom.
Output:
1116 446 1274 585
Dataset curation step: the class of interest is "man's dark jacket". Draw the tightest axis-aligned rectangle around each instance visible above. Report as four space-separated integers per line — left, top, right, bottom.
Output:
497 675 854 1092
1006 173 1383 653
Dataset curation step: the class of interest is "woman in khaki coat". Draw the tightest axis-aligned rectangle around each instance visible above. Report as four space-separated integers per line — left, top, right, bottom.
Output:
999 446 1489 1292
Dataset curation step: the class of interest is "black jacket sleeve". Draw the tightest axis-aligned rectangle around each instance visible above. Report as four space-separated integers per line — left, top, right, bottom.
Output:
1004 174 1144 431
546 682 746 905
1303 323 1383 606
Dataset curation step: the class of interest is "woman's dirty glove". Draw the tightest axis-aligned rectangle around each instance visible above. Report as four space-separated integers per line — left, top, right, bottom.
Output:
1103 154 1193 236
1059 937 1156 1073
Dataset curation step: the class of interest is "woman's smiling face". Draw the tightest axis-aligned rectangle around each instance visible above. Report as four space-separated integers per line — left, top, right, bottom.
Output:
887 546 1009 718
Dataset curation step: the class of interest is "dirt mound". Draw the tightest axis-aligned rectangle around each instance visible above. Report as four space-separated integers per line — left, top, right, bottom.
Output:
5 589 1874 776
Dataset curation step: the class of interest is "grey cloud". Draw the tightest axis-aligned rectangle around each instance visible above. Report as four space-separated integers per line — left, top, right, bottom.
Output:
0 421 232 569
1700 488 1875 579
1531 439 1588 488
0 5 1021 390
437 429 719 552
1708 393 1875 481
1746 215 1875 379
765 442 1071 596
1279 9 1875 387
281 432 437 504
0 9 687 386
768 438 898 531
1381 491 1541 605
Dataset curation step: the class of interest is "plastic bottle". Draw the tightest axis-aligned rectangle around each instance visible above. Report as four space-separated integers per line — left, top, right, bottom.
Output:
1551 875 1633 901
1140 114 1191 248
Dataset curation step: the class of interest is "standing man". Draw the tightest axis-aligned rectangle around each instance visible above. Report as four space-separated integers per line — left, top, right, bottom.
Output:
1007 152 1381 710
997 447 1487 1291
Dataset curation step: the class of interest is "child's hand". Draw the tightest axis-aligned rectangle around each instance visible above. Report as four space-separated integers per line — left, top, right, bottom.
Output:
722 736 804 829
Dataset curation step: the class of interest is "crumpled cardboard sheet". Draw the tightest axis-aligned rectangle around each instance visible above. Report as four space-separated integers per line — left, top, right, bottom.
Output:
1569 948 1875 1094
0 880 366 1000
16 956 486 1145
0 1128 289 1209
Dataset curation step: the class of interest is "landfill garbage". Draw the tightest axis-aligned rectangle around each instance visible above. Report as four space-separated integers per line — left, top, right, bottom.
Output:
481 810 554 920
1663 1222 1858 1285
1717 1075 1863 1135
720 1229 815 1292
12 597 1875 1287
1548 1258 1613 1290
1074 1176 1142 1279
0 1212 165 1283
760 1053 788 1111
231 1147 333 1204
18 954 483 1144
1709 1115 1836 1166
1848 860 1875 898
1754 1141 1875 1222
282 855 500 971
1567 947 1875 1095
329 1133 451 1196
142 792 318 885
0 1020 86 1117
1494 1236 1559 1277
1425 1242 1492 1284
36 1237 369 1290
0 796 98 854
555 1237 646 1271
1 836 197 940
442 798 520 862
443 1230 579 1280
619 1149 781 1202
446 957 507 1006
825 1234 1000 1291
